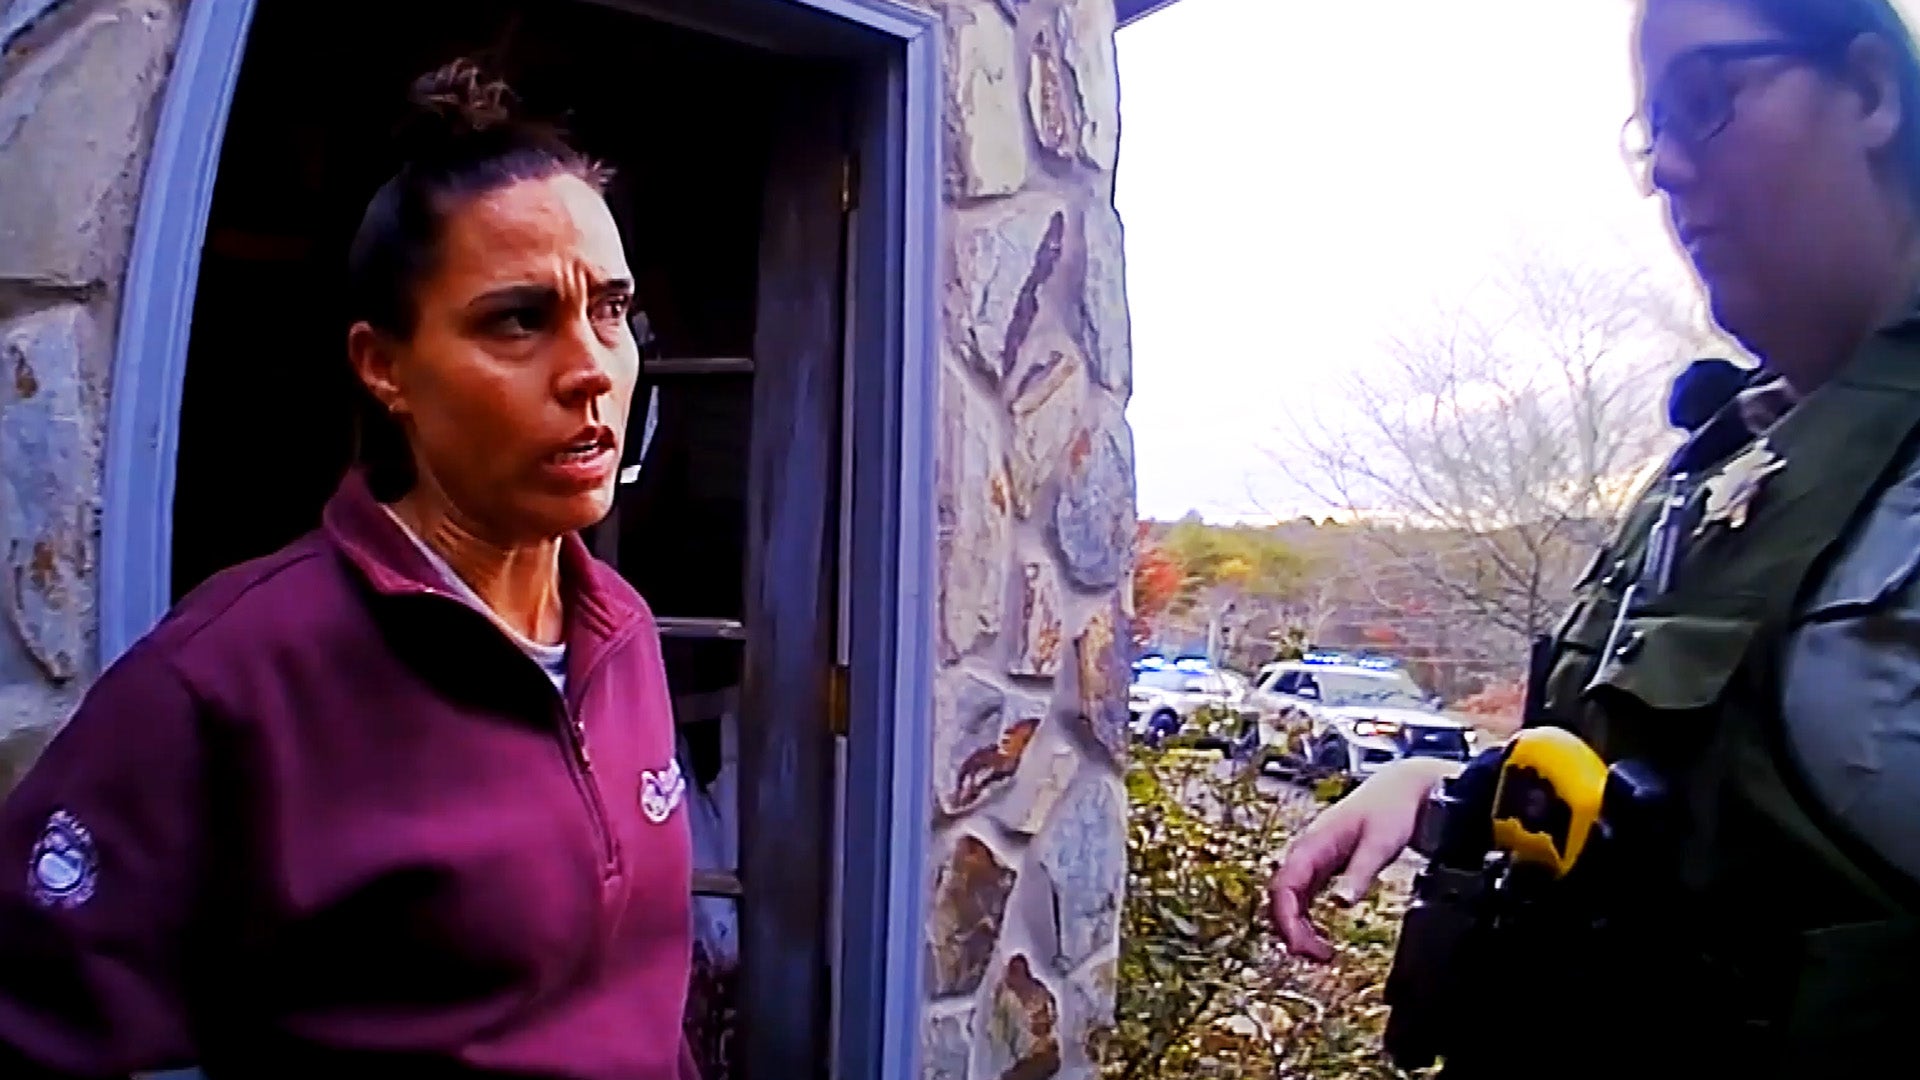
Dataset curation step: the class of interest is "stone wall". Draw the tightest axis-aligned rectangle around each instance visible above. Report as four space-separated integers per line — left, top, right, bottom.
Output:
918 1 1135 1077
0 0 186 789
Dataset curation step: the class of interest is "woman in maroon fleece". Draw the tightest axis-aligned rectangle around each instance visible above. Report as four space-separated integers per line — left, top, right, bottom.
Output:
0 61 699 1079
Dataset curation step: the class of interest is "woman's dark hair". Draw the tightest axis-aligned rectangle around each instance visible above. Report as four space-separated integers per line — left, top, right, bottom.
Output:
346 59 610 495
348 60 608 336
1735 0 1920 203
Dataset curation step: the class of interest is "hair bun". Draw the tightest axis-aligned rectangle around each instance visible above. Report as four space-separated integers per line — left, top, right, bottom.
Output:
395 59 519 161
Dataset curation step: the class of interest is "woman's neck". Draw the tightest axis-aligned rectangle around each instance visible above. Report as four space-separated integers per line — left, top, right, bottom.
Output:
390 485 565 645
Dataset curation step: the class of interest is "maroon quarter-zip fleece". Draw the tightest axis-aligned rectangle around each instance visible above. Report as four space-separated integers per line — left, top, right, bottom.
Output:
0 473 695 1078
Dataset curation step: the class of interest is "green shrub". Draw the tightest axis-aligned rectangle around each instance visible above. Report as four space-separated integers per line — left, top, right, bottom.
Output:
1161 703 1250 752
1107 748 1421 1079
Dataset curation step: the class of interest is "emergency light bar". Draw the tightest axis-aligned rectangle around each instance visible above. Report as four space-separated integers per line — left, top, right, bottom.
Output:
1302 649 1400 671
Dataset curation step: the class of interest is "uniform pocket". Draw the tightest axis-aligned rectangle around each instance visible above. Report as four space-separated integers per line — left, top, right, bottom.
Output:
1556 593 1613 654
1780 496 1920 829
1587 614 1765 713
1798 469 1920 622
1542 595 1615 728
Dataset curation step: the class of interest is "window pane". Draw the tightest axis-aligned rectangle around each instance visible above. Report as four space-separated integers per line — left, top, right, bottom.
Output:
685 895 740 1080
679 688 740 875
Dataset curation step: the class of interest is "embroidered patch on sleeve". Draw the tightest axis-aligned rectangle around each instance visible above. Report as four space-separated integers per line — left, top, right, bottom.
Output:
640 760 687 825
28 810 97 910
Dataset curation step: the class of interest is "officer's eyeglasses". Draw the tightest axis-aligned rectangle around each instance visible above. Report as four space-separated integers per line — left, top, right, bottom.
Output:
1621 40 1836 195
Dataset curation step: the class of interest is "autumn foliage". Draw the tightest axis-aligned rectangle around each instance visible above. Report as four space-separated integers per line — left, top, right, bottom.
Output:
1133 540 1185 645
1109 750 1417 1079
1453 678 1525 738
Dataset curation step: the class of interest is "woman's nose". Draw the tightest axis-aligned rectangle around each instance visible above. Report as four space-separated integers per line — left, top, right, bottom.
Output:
1648 129 1698 196
556 361 615 405
553 323 616 404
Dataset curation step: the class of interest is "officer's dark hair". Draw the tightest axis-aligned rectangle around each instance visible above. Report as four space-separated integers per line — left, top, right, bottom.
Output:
345 59 610 496
1667 356 1755 432
1727 0 1920 204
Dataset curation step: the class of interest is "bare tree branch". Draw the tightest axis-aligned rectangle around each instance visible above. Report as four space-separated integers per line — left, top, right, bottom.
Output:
1268 249 1709 680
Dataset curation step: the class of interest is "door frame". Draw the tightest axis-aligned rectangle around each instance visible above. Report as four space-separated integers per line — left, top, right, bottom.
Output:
98 1 939 1077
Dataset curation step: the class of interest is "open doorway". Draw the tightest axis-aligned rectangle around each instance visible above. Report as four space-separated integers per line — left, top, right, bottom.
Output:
171 2 853 1076
170 0 776 596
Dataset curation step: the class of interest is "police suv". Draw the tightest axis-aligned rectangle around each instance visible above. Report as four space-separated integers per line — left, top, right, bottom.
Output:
1128 656 1257 751
1250 651 1470 781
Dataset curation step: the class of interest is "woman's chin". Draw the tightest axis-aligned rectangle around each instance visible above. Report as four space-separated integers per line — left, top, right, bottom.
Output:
518 488 617 541
1702 281 1761 351
561 487 618 533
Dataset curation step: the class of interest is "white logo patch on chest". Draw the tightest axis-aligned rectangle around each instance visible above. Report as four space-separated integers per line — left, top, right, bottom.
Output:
28 810 97 910
640 759 687 825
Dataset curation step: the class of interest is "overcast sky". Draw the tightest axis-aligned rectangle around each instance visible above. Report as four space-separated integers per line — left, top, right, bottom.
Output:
1114 0 1715 522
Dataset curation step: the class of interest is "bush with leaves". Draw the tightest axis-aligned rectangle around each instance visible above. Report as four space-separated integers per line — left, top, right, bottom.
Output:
1107 749 1421 1079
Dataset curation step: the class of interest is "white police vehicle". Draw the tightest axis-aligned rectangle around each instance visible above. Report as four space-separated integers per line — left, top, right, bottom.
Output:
1251 651 1469 782
1128 656 1257 752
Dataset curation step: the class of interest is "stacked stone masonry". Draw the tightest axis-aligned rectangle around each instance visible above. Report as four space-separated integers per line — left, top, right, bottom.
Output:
0 0 1136 1075
923 0 1133 1077
0 0 185 788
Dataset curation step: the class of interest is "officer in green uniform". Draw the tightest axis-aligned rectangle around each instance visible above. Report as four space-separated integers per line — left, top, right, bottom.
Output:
1518 353 1753 745
1273 0 1920 1070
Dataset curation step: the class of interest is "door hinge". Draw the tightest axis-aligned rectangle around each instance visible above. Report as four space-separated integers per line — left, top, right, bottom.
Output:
839 154 859 214
828 663 851 737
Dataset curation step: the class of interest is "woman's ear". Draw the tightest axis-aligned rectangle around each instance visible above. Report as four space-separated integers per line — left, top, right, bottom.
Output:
1844 33 1905 154
347 321 408 417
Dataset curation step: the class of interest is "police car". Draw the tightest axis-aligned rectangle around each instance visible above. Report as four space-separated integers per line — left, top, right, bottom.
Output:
1128 656 1258 751
1250 651 1470 781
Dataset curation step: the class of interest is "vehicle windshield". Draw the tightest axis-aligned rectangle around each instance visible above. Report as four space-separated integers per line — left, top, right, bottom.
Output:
1136 670 1207 693
1307 670 1429 710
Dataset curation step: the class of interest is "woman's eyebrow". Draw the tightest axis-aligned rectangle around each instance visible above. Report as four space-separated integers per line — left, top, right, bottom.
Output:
467 276 632 312
467 284 556 311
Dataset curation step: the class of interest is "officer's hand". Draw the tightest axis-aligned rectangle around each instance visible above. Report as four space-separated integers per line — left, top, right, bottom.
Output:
1270 757 1461 961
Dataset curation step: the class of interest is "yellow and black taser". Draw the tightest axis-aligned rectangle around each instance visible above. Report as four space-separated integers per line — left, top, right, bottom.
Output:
1489 727 1612 880
1384 727 1671 1072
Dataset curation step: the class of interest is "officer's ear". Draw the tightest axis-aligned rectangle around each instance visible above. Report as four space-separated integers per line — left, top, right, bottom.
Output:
1841 32 1905 157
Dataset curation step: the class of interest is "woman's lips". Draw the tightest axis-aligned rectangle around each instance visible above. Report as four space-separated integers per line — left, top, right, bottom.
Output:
1676 221 1717 258
542 429 618 486
1679 229 1737 279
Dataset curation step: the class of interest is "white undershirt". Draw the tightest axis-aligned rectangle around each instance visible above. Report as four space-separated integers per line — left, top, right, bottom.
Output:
383 507 568 694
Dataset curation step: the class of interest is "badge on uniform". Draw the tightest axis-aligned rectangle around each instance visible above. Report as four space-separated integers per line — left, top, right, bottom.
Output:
1695 440 1786 538
28 810 97 910
640 760 686 825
